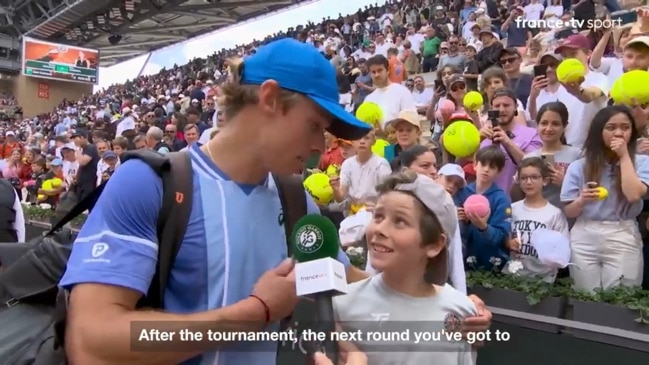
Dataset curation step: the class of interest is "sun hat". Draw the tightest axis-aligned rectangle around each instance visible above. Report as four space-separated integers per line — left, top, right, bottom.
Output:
240 38 372 140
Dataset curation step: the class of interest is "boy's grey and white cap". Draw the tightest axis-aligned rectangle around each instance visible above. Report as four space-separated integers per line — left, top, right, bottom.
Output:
393 173 458 286
393 173 458 239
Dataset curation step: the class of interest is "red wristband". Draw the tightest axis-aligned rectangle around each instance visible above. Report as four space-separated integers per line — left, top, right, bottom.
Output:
249 294 270 323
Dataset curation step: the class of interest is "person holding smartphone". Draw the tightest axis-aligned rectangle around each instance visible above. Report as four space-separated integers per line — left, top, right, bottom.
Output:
479 88 543 192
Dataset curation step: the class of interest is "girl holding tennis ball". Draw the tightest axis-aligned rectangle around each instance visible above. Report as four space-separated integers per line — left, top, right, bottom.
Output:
560 105 649 292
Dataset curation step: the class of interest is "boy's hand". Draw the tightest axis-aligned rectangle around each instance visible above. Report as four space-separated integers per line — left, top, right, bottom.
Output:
466 210 489 230
506 237 521 252
457 207 467 222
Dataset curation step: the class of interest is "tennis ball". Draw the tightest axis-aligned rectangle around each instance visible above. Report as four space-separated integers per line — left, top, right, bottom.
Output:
610 70 649 106
51 178 62 188
355 102 383 127
464 194 490 218
37 194 45 201
442 121 481 158
463 91 484 111
596 186 608 201
325 164 340 177
372 138 390 158
303 173 334 205
556 58 586 84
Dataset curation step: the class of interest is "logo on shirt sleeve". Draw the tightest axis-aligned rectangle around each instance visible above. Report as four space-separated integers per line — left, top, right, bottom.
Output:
91 243 109 257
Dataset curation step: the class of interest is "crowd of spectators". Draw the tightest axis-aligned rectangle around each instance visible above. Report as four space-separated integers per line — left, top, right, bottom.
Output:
2 0 649 280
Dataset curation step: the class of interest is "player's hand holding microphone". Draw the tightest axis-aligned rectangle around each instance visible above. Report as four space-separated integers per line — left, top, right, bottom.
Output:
250 258 299 322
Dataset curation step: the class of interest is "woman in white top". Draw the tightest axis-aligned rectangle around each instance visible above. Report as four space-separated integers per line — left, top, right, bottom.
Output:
561 105 649 292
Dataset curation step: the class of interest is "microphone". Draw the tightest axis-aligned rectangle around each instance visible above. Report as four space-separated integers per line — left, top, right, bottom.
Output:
292 214 348 364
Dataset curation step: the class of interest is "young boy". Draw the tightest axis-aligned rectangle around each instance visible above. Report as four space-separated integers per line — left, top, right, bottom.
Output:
383 110 422 163
331 130 391 215
455 146 512 270
437 163 467 197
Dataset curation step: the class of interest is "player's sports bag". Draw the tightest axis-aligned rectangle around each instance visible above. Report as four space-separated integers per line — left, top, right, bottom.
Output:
0 150 194 365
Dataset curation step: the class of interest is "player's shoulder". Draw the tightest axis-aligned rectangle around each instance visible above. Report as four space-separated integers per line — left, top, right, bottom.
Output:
437 284 478 317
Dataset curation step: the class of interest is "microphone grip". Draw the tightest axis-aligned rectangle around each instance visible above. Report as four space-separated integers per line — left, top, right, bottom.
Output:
315 294 339 364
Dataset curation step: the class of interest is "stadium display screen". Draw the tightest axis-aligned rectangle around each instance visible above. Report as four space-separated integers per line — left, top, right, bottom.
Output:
22 37 98 84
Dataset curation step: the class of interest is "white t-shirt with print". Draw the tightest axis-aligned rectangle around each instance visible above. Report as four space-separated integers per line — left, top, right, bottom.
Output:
62 160 79 189
340 154 392 205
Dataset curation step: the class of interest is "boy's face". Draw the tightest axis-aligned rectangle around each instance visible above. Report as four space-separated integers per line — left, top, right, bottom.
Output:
475 161 499 185
352 130 375 153
367 191 443 274
31 163 42 173
394 121 420 147
438 175 464 196
341 143 356 159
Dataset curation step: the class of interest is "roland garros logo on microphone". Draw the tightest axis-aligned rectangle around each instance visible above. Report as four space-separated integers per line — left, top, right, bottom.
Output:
295 224 324 253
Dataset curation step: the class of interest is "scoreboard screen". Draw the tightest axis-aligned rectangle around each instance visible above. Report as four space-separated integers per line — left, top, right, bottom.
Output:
22 37 99 85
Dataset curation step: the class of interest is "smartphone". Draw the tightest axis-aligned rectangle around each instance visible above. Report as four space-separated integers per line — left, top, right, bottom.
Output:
434 79 446 92
541 153 555 166
534 64 548 78
611 10 638 25
487 110 500 126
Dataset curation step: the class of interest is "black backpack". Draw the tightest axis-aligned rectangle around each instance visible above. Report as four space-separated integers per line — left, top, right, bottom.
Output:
0 150 194 365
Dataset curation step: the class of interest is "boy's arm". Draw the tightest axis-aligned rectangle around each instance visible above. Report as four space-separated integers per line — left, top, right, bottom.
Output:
479 194 512 247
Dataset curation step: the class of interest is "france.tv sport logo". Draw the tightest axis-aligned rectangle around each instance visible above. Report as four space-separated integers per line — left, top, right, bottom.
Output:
295 224 324 254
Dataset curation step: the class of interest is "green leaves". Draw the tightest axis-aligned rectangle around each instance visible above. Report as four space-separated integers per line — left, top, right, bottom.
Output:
22 204 87 227
466 269 565 305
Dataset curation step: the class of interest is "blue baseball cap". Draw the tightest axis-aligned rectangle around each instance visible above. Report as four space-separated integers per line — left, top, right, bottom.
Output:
103 151 117 159
51 158 63 166
241 39 371 140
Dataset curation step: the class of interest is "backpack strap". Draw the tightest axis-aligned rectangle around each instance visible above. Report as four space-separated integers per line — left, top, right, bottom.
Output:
146 151 193 308
273 174 307 256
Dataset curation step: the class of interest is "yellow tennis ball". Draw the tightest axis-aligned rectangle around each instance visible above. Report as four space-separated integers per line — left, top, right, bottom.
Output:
371 138 390 157
463 91 484 111
42 180 53 190
37 194 45 200
51 178 62 188
556 58 586 84
596 186 608 201
325 164 340 177
442 121 481 158
610 70 649 106
303 173 334 205
355 102 383 126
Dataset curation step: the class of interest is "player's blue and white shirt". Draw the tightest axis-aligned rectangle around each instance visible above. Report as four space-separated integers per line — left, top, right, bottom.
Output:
60 143 351 365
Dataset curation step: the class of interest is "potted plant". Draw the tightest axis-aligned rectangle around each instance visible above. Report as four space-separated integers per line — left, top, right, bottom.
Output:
22 204 86 236
569 283 649 344
466 257 568 333
345 247 367 270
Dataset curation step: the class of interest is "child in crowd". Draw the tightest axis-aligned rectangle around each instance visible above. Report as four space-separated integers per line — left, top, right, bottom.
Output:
392 145 467 293
36 157 65 207
334 170 476 364
506 157 569 282
383 110 422 163
455 146 512 270
331 130 391 215
437 163 467 197
26 158 47 204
